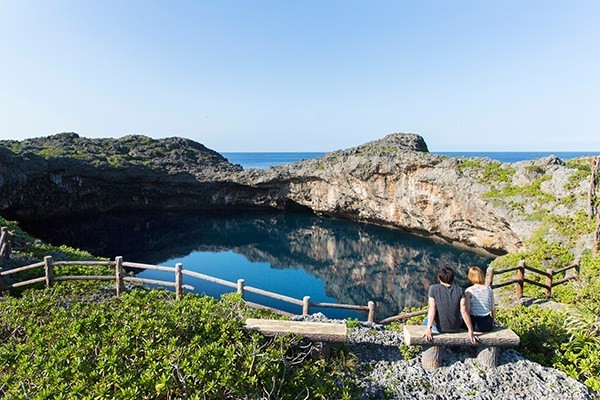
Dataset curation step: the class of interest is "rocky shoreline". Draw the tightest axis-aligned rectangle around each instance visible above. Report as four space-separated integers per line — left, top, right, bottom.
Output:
0 132 595 255
232 135 595 256
293 314 596 399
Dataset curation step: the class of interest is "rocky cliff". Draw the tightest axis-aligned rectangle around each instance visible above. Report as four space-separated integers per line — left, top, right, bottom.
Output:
1 132 594 255
0 133 303 221
232 134 594 255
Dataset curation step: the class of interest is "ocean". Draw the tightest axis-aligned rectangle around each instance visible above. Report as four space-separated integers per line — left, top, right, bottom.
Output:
223 151 600 170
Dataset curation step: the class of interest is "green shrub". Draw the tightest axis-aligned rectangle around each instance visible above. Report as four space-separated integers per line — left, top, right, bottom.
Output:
492 248 600 392
497 305 569 365
498 304 599 392
525 165 545 174
346 318 359 328
0 288 356 399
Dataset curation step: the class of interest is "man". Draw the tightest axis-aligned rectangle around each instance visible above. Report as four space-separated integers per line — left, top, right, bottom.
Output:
423 267 478 344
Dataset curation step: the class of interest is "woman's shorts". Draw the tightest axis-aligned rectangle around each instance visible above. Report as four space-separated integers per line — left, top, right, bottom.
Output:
470 314 493 332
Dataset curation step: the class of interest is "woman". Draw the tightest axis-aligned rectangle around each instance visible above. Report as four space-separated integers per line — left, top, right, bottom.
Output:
465 266 495 332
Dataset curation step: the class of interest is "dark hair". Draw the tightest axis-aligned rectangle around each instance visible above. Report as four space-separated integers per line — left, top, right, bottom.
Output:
438 267 454 284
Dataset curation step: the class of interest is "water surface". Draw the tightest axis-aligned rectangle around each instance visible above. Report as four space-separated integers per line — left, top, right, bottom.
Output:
23 210 491 320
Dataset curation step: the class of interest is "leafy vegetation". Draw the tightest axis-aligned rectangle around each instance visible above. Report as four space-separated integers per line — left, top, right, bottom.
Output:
484 155 599 393
483 175 553 202
491 237 600 392
456 158 515 184
355 145 399 156
496 302 599 392
0 216 357 399
0 132 232 173
564 159 592 191
0 287 357 399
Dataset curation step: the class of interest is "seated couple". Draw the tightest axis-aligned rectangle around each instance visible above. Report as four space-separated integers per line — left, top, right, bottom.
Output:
423 266 495 344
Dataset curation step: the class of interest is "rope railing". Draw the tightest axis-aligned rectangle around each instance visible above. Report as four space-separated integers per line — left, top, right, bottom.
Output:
0 256 377 322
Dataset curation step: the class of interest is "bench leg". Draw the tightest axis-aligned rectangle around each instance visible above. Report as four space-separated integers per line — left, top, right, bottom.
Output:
422 346 442 370
311 342 330 359
477 346 498 369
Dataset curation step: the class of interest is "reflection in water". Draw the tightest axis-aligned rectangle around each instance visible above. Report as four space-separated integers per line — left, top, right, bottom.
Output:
22 211 492 319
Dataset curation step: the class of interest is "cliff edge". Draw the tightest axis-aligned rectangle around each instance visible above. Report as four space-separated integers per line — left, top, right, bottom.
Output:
1 132 594 255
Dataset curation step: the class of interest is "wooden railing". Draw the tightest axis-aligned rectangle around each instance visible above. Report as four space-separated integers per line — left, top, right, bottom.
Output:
0 256 377 322
485 259 580 299
0 227 12 259
379 259 582 324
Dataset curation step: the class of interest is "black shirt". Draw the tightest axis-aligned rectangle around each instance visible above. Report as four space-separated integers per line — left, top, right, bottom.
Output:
428 283 465 332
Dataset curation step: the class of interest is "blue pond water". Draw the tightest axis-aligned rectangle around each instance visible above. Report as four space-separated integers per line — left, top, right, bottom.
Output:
23 210 491 320
28 150 595 319
27 150 600 320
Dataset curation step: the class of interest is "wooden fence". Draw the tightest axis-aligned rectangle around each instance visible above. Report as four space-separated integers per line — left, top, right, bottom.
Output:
0 256 377 322
485 259 580 299
0 227 11 259
379 259 581 324
0 254 582 324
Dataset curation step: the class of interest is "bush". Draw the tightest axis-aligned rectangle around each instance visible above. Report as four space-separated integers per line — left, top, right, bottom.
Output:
0 288 356 399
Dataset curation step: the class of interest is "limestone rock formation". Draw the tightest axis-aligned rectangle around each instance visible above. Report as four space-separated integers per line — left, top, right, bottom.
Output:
0 132 594 255
233 134 522 254
0 133 255 221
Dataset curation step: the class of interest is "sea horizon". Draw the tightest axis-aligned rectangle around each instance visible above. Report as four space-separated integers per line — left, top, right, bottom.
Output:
223 151 600 170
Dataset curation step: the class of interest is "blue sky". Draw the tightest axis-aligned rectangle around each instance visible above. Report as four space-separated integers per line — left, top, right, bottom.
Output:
1 1 599 152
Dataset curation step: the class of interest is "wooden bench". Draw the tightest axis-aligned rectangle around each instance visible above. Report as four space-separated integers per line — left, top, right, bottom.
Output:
245 318 347 342
245 318 347 357
404 325 520 370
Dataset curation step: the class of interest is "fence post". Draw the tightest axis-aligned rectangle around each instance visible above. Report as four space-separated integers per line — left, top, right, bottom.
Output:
44 256 54 288
237 279 245 299
0 227 8 259
367 301 375 323
115 256 124 297
516 260 525 299
595 214 600 254
544 268 553 299
588 158 598 219
302 296 310 316
485 267 494 287
175 263 183 300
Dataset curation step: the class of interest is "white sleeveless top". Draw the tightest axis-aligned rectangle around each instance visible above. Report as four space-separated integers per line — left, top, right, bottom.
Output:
465 285 493 316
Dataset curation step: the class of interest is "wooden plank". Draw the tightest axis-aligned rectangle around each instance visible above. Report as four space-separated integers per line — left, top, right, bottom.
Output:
491 279 520 289
54 261 114 266
245 318 347 342
123 277 177 287
55 276 114 281
553 276 577 286
493 265 521 274
379 309 428 324
309 301 369 311
7 277 47 288
554 264 577 275
0 261 45 276
404 325 520 347
182 270 237 289
245 302 296 318
523 265 552 278
122 262 175 272
523 278 550 290
244 285 304 306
